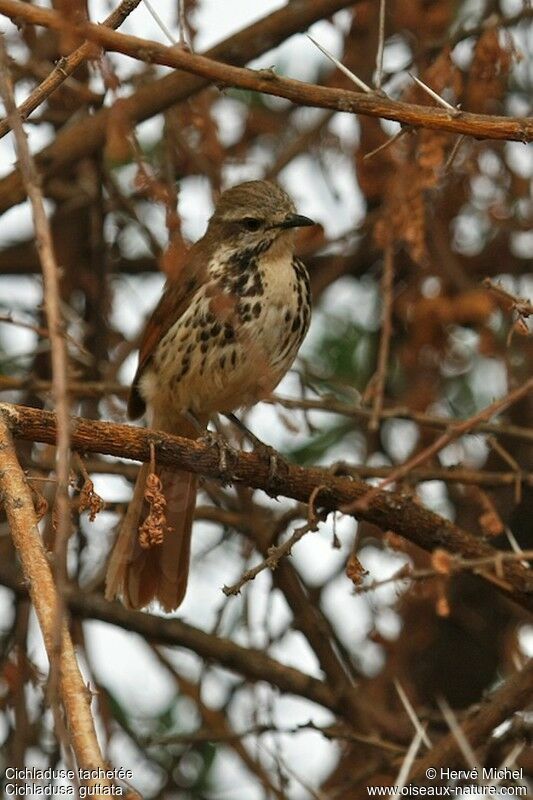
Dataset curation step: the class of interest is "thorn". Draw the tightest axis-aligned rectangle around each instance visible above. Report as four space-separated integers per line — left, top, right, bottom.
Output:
409 73 460 115
143 0 177 45
394 679 432 749
363 127 408 160
307 34 372 94
443 134 465 172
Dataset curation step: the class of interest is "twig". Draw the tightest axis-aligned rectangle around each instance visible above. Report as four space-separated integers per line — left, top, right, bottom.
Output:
0 0 143 140
393 726 426 799
0 35 72 712
410 659 533 781
0 561 341 717
152 719 405 753
356 550 533 596
223 494 328 597
488 436 523 503
224 499 323 596
0 312 60 341
363 127 408 160
394 680 432 749
483 277 533 319
346 376 533 511
374 0 386 90
436 697 481 773
0 415 114 790
0 312 91 356
177 0 189 48
2 375 531 444
337 462 532 488
369 244 394 430
444 134 466 171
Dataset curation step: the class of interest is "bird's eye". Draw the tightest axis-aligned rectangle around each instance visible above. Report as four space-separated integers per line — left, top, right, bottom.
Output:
241 217 262 232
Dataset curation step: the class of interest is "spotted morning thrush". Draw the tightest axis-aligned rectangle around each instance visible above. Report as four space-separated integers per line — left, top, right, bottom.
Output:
105 180 314 611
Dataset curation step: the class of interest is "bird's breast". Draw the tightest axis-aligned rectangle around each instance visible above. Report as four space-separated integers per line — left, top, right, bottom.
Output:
144 250 311 418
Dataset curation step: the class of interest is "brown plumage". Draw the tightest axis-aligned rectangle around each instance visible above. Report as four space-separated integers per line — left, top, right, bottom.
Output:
105 180 314 611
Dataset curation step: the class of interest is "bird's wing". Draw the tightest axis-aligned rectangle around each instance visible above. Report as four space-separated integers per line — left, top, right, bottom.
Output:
127 245 208 419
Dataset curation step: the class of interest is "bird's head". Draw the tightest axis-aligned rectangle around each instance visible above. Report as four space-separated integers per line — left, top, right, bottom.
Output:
206 180 315 255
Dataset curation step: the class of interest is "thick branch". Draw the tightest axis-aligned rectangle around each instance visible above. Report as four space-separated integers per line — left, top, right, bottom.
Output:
0 0 357 213
0 0 530 146
2 401 533 613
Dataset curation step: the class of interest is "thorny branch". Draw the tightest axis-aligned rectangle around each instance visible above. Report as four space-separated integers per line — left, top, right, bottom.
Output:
2 400 533 614
369 244 394 430
355 550 533 596
223 489 329 597
0 0 142 140
0 0 358 213
483 278 533 322
0 0 530 144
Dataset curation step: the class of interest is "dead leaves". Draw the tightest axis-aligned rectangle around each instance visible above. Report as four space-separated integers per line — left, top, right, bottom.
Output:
138 471 167 549
466 29 516 113
357 49 463 264
397 289 496 365
346 552 368 586
78 478 104 523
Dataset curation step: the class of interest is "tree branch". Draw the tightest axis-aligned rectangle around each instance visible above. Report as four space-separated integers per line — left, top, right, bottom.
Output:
0 35 74 717
0 414 116 793
0 0 530 147
0 0 358 213
410 658 533 782
0 0 142 140
2 401 533 613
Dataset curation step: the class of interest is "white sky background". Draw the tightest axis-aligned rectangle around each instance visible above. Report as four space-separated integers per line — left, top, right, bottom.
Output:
0 1 531 797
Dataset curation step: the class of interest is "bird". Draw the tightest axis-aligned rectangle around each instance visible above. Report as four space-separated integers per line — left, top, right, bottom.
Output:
105 180 315 611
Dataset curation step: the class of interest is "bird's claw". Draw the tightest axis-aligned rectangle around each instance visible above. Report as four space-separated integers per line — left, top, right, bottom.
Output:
200 431 236 485
253 442 285 494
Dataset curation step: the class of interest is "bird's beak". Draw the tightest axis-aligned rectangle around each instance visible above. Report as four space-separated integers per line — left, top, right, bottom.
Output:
274 213 316 230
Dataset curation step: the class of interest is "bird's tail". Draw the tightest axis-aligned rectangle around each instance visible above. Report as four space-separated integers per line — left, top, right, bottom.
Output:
105 414 200 611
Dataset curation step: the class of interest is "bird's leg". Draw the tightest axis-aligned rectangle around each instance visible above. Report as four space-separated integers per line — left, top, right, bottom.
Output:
186 411 236 485
225 413 281 487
